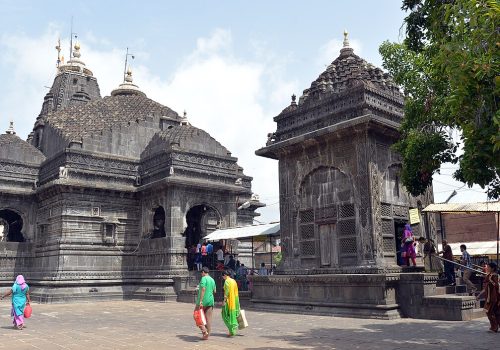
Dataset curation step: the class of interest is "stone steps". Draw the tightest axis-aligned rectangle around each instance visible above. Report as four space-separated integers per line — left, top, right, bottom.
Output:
422 294 477 321
420 274 485 321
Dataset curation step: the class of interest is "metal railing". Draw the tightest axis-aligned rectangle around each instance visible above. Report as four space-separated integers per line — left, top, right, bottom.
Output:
434 255 486 275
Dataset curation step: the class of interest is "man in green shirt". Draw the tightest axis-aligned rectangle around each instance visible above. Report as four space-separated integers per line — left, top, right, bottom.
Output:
195 266 216 339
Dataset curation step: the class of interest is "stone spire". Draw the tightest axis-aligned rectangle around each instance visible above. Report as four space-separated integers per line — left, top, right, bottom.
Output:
180 110 191 126
343 29 349 48
124 67 133 83
5 121 16 135
340 29 354 57
111 67 146 97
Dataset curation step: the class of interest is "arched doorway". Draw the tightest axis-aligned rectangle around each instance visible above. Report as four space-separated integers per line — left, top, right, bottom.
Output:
0 209 25 242
184 205 220 249
151 206 166 239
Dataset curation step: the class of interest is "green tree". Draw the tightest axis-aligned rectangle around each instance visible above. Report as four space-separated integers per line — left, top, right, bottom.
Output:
379 0 500 198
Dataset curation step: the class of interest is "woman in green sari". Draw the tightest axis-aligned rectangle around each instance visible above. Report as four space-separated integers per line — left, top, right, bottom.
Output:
221 270 240 336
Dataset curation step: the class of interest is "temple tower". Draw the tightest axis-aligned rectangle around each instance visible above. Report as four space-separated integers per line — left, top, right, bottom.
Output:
253 32 436 318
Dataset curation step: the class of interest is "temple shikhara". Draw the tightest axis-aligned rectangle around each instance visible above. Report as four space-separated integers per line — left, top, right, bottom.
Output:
0 40 262 301
252 32 478 321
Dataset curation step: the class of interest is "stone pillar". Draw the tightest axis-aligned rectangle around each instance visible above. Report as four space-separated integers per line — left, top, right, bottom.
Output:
355 135 376 265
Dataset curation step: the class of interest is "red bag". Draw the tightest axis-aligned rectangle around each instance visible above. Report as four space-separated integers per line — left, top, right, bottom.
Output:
193 308 206 326
24 304 32 318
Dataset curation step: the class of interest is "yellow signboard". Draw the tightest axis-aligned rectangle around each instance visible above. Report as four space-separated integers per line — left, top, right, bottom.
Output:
409 208 420 225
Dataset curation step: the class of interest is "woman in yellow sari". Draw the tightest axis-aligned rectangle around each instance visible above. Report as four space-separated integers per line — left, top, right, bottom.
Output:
221 270 240 336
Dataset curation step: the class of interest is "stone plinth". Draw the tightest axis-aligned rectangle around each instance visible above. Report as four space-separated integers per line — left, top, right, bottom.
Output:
249 274 401 319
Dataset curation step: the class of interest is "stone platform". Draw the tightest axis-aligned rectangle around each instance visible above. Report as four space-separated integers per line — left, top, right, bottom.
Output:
250 272 481 321
250 273 401 319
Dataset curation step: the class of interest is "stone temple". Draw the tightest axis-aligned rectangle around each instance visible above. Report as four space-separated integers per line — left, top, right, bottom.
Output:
0 42 263 301
251 32 466 319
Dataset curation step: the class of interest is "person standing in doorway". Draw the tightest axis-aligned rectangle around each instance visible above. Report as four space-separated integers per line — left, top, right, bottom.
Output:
476 262 500 332
440 239 455 285
195 267 216 340
459 244 477 294
402 224 416 266
221 270 240 337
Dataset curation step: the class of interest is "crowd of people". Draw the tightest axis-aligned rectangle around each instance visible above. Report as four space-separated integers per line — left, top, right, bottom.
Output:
187 240 272 292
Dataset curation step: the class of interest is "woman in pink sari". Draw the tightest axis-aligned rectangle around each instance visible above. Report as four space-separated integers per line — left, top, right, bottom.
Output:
402 224 417 266
1 275 31 329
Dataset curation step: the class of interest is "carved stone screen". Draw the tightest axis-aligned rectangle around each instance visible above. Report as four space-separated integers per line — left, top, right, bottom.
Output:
297 167 354 266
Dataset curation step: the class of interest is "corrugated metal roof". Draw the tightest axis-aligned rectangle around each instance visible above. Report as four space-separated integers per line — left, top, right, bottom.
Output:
423 201 500 213
204 222 280 241
448 241 499 256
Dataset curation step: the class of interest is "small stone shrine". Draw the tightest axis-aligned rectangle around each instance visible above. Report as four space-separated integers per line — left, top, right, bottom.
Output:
0 41 263 301
254 32 438 318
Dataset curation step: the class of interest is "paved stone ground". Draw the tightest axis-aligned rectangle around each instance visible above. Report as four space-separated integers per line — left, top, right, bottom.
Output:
0 300 497 350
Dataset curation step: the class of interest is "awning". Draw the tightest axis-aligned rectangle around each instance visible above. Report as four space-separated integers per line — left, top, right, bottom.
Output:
204 222 280 241
449 241 499 256
423 201 500 213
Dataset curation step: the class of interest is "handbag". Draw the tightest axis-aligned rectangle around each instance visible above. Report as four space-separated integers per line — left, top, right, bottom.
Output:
237 309 248 329
24 304 32 318
193 308 206 327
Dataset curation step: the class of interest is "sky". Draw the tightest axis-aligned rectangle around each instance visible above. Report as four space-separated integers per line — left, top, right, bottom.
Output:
0 0 490 223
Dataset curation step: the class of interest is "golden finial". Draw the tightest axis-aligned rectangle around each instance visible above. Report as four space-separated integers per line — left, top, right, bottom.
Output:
343 29 349 48
73 41 81 58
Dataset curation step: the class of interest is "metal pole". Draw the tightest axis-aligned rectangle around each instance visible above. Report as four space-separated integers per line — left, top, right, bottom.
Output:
251 236 254 270
439 212 445 241
69 16 73 59
270 234 273 274
496 212 499 266
124 47 129 82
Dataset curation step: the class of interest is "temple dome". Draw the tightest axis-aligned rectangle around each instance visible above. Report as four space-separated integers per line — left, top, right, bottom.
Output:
142 124 232 159
297 31 403 106
0 123 45 164
45 94 178 143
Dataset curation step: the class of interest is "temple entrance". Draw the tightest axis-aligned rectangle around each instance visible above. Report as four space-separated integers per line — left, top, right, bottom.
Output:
184 205 220 249
151 206 166 239
0 209 24 242
394 220 405 266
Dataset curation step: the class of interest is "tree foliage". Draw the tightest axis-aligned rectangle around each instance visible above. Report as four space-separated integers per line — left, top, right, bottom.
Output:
379 0 500 198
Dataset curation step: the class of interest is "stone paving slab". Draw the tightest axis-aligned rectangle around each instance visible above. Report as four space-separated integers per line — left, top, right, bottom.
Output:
0 300 497 350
